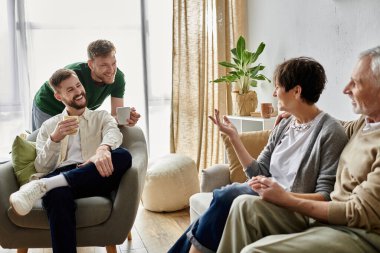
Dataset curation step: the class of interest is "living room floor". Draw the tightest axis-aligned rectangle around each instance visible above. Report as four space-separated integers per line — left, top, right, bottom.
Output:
0 204 190 253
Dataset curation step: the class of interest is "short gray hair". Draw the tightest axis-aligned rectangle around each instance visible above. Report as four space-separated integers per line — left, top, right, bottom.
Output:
360 46 380 83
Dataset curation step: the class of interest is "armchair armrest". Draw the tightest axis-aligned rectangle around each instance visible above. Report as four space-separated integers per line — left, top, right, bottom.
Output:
100 126 148 244
0 162 22 244
200 164 230 192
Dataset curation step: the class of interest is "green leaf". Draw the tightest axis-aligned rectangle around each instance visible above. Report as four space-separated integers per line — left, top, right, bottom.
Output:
251 42 265 63
248 65 265 73
249 64 262 78
249 80 258 87
236 36 245 59
219 61 238 69
232 57 240 65
231 48 237 57
253 74 271 82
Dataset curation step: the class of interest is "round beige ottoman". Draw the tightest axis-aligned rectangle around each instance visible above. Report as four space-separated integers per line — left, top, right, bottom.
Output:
142 154 200 212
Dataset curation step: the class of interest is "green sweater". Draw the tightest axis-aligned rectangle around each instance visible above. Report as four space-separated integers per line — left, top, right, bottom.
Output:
328 116 380 234
34 62 125 116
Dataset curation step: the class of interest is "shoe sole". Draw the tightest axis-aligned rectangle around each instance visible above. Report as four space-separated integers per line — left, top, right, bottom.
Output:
9 195 25 216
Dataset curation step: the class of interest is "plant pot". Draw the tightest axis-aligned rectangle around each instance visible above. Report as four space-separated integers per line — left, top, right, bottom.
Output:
232 90 258 116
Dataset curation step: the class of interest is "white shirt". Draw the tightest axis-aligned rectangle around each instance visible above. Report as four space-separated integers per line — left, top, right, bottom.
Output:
58 129 84 168
363 117 380 133
269 112 325 190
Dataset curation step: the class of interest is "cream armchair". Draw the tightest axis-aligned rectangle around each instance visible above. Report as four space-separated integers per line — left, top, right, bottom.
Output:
0 126 148 253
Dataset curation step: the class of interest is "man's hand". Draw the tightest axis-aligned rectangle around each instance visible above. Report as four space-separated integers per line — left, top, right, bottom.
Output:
127 107 141 127
274 112 291 127
79 145 114 177
50 117 79 142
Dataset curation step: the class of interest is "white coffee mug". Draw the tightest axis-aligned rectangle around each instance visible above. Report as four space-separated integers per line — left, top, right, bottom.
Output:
116 107 131 125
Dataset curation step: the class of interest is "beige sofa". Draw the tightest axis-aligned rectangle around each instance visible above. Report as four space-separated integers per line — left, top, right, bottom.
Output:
190 130 271 222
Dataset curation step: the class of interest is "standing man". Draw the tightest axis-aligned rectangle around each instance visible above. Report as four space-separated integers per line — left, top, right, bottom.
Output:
217 46 380 253
32 39 140 130
10 69 132 253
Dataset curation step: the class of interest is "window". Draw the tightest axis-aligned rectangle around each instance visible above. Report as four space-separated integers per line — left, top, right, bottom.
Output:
0 0 172 161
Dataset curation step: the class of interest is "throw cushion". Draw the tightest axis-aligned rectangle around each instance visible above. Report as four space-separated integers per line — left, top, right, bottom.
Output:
12 136 37 186
221 130 271 183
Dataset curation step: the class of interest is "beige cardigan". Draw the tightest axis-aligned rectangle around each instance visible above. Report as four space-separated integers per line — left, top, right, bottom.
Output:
328 116 380 234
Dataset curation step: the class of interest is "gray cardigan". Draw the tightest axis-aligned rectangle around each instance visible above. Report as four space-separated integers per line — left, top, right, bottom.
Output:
245 113 348 200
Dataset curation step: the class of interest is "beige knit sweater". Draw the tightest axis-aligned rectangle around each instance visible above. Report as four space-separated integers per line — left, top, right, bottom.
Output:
328 116 380 234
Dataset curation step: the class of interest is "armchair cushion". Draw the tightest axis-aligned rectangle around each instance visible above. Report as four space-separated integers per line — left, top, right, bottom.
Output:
221 130 271 183
11 136 37 186
8 197 112 229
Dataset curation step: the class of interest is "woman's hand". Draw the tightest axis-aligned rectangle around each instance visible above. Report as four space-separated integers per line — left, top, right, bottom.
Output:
248 176 292 206
208 109 238 138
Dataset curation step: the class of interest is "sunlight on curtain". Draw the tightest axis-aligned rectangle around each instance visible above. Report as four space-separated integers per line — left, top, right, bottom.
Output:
171 0 247 170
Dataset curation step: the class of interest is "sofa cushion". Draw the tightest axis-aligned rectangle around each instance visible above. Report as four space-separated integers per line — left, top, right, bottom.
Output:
8 196 112 229
221 130 271 183
189 192 213 222
11 136 37 186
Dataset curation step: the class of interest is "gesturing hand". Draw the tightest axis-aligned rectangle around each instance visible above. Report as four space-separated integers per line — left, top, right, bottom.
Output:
208 109 238 138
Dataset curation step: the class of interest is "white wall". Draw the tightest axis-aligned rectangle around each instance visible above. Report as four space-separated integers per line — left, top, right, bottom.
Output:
248 0 380 120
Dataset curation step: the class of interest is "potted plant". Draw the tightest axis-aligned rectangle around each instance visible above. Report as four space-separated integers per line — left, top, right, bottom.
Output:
212 36 271 116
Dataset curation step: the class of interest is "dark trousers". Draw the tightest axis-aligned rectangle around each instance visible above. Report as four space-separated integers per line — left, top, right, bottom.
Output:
168 182 258 253
42 147 132 253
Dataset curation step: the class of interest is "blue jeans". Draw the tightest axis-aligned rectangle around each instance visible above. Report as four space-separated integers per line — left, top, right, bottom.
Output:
168 182 258 253
42 147 132 253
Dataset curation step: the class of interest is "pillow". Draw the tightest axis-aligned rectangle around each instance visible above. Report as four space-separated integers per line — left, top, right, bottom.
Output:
12 136 37 186
221 130 271 183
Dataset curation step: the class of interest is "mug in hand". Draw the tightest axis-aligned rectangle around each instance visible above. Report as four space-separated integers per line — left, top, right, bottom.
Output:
260 103 274 118
116 107 131 125
63 115 79 135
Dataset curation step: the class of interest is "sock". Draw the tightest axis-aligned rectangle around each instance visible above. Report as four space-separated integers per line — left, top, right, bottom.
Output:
41 174 69 192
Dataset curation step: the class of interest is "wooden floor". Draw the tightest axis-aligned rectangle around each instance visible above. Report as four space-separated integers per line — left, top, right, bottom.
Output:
0 204 190 253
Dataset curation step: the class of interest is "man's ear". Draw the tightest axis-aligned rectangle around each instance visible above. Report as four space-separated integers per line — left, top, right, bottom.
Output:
87 59 94 71
54 92 62 102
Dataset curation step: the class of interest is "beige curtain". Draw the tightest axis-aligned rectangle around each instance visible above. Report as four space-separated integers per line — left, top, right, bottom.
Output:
171 0 247 170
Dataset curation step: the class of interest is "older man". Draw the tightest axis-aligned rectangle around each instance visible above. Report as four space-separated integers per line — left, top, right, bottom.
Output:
217 46 380 253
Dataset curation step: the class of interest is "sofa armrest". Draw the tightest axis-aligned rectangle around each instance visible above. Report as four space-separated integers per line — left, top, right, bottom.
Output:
200 164 230 192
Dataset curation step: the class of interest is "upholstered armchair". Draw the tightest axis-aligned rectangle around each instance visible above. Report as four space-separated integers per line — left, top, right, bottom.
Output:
0 126 148 253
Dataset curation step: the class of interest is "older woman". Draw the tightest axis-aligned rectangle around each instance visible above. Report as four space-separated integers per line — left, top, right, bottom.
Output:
168 57 348 253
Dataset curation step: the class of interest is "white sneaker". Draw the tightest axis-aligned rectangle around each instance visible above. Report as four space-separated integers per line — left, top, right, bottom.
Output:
9 180 47 216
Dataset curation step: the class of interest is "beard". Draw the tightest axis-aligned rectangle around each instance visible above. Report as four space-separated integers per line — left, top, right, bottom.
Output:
63 92 87 110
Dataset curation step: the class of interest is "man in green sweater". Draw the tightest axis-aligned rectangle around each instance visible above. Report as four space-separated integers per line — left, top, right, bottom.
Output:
32 39 141 131
217 46 380 253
